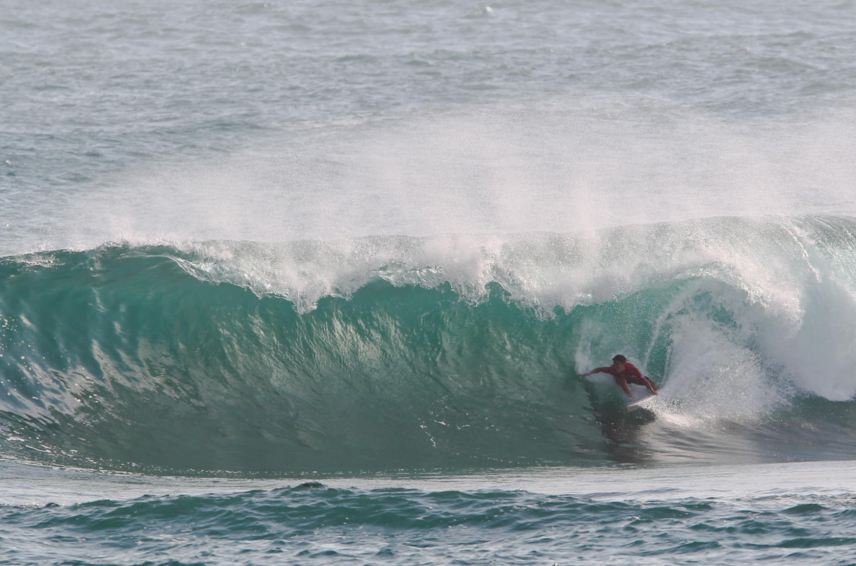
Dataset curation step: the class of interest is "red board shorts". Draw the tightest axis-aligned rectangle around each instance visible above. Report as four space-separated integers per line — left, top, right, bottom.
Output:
626 375 655 388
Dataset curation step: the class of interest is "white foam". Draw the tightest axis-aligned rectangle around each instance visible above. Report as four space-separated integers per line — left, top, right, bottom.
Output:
658 312 782 422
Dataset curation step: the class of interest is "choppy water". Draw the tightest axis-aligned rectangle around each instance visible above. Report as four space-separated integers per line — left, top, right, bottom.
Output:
3 0 856 564
3 460 856 566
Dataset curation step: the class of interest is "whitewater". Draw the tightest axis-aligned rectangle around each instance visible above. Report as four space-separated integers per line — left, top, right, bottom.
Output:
3 0 856 564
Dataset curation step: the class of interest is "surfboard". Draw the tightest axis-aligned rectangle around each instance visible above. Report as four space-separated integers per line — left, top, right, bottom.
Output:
626 391 656 412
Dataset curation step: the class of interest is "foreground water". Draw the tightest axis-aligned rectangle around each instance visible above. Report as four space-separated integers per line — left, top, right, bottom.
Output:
2 459 855 566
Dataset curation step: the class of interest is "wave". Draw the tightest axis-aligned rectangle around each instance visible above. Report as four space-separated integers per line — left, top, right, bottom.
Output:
2 215 856 473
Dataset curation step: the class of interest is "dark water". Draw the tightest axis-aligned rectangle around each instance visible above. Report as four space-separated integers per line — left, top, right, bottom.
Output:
2 460 856 566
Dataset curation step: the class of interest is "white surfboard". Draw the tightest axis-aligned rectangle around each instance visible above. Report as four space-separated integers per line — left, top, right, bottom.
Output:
627 391 656 412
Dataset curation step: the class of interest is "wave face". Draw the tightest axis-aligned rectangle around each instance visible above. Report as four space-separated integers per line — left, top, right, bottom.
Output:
2 216 856 473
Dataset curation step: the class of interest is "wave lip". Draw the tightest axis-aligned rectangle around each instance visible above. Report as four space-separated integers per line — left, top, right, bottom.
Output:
2 215 856 473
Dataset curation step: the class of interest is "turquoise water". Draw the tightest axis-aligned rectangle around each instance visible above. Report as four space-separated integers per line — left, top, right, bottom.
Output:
4 0 856 563
4 218 856 474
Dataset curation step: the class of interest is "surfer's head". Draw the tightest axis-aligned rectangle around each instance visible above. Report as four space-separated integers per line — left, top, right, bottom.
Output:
612 354 627 370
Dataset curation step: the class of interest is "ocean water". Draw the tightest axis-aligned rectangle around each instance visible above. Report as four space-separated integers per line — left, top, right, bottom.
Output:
3 0 856 564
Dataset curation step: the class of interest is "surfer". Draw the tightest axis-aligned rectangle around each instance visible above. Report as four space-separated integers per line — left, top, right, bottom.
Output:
580 355 658 398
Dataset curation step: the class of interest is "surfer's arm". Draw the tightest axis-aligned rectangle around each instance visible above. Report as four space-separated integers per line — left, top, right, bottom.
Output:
580 366 611 377
615 377 633 397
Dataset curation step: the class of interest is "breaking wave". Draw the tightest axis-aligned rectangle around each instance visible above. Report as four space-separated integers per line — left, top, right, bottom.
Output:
2 215 856 473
